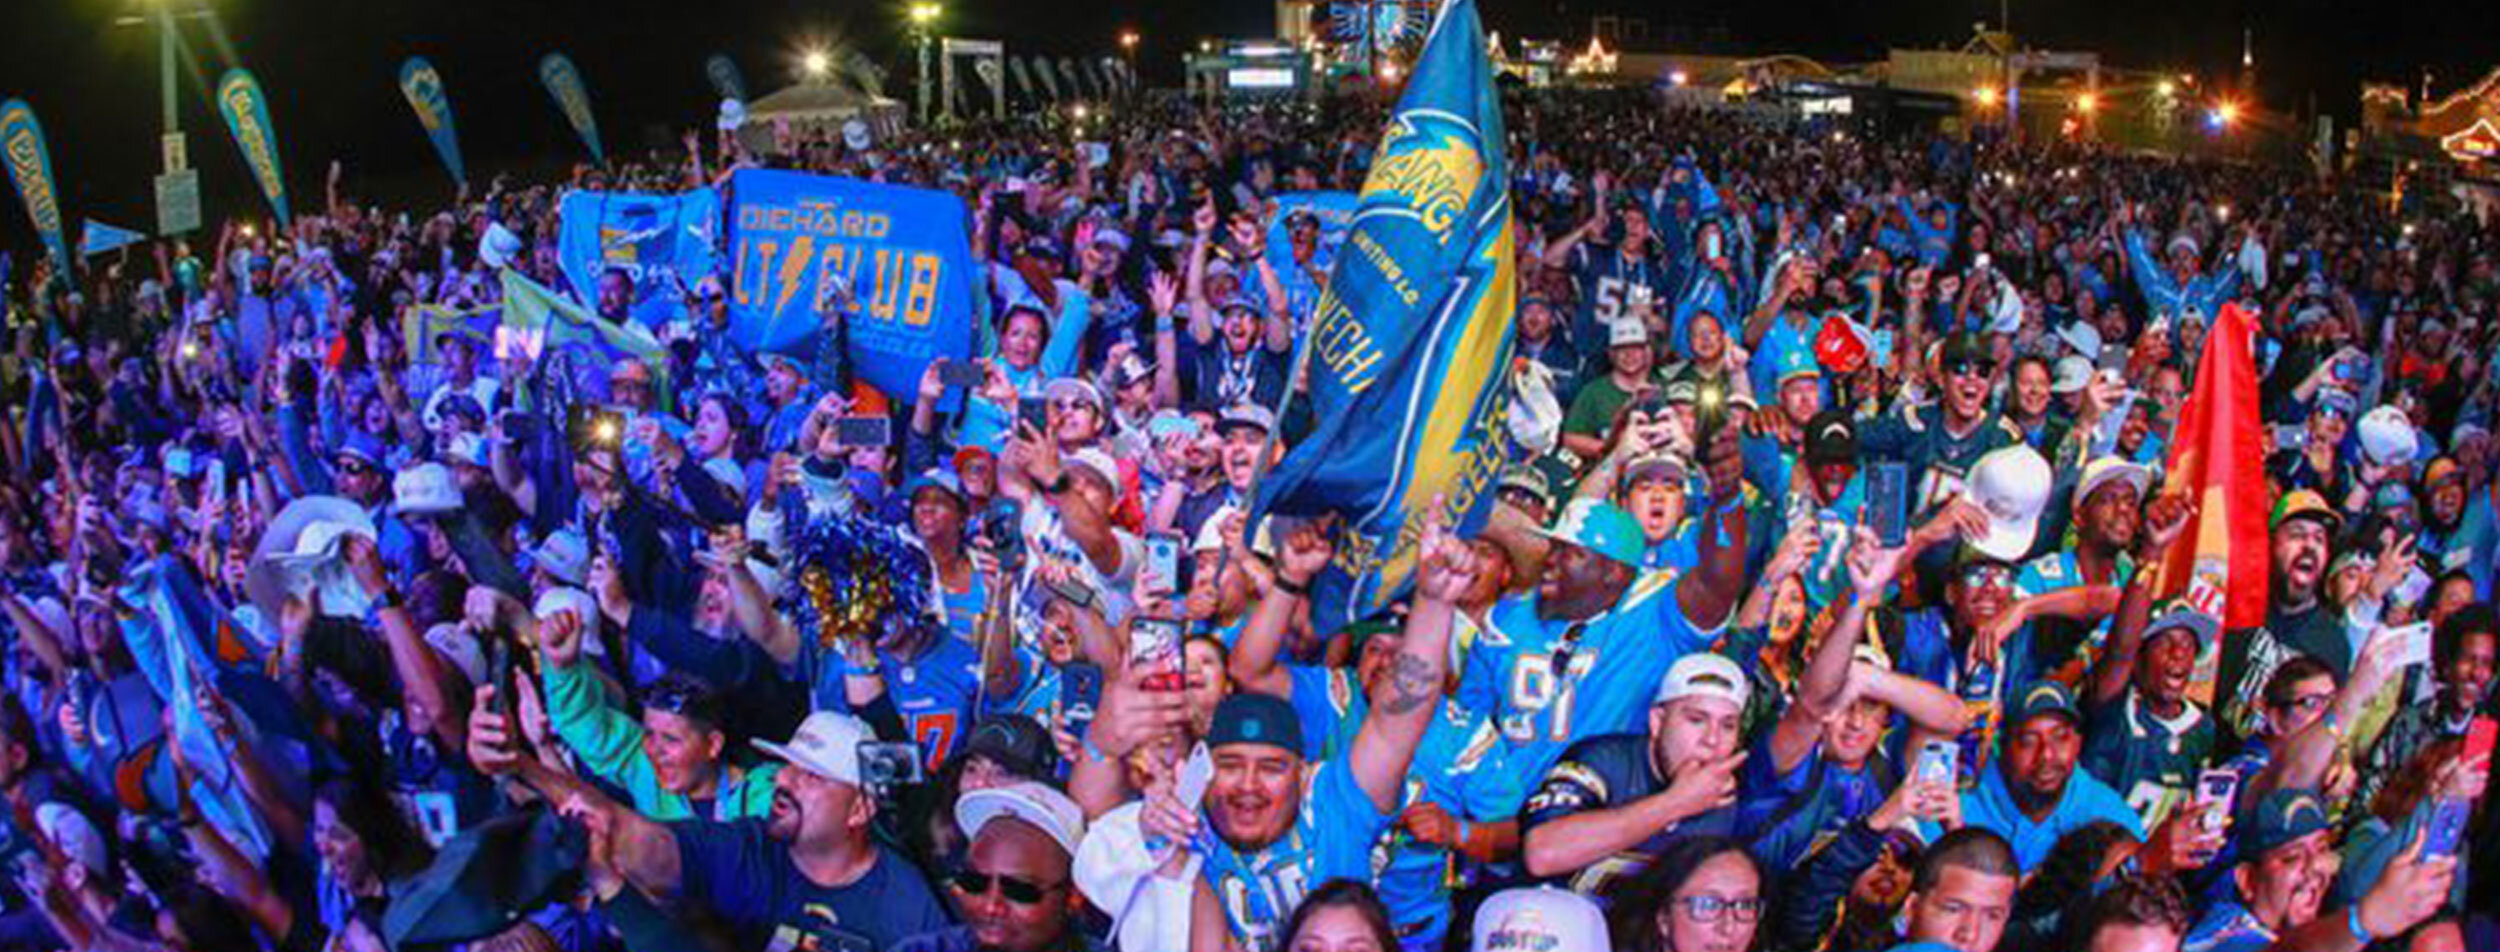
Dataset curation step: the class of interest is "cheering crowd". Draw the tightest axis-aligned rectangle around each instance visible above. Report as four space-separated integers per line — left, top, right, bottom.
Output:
1 84 2497 952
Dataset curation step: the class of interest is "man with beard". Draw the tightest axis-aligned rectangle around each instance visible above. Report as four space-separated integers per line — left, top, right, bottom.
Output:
2219 491 2346 737
1458 421 1749 785
1517 653 1751 896
899 783 1101 952
1858 333 2026 516
1093 513 1481 950
2015 458 2151 688
2182 789 2457 952
1948 682 2141 871
555 710 953 951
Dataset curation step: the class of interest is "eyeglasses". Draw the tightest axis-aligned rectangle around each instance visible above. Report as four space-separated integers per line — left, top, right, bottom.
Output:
1947 360 1997 379
2276 692 2333 713
1671 895 1764 924
949 871 1061 905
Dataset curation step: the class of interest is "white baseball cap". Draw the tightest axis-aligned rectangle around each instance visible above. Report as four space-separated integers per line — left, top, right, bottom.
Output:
2074 457 2153 508
1608 318 1650 348
2049 355 2094 395
1471 887 1610 952
754 710 872 785
393 463 463 516
956 781 1087 858
1966 445 2052 561
2056 322 2104 362
2357 406 2418 468
533 585 600 627
1654 652 1749 709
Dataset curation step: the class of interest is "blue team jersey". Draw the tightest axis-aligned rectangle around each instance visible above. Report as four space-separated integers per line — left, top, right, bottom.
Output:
1369 709 1507 951
1287 664 1367 762
816 633 984 774
1459 573 1718 787
1520 733 1738 901
1198 759 1392 951
1939 757 2143 871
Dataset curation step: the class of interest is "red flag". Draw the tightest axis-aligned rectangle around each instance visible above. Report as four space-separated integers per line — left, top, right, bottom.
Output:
2156 302 2272 705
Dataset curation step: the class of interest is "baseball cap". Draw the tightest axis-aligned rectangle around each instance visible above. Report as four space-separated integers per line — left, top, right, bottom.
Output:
1621 451 1691 490
2243 788 2329 856
2144 599 2219 649
2050 356 2094 395
753 711 872 785
1609 318 1650 348
532 586 600 628
1045 376 1106 413
1965 445 2052 561
393 463 464 516
1498 462 1554 510
2313 389 2359 419
1215 404 1276 437
1655 652 1750 709
904 468 968 507
2270 489 2341 533
335 432 387 469
1471 887 1610 952
1207 693 1305 757
1531 499 1646 568
959 715 1062 780
2056 322 2104 362
1804 410 1858 466
2006 681 2081 729
2357 406 2417 467
1774 346 1821 385
529 529 590 587
956 782 1088 858
2074 457 2153 508
1064 448 1121 490
1940 331 1992 369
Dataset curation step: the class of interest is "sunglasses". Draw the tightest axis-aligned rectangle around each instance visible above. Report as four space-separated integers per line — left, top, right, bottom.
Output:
1946 360 1997 379
1672 895 1764 924
949 871 1060 905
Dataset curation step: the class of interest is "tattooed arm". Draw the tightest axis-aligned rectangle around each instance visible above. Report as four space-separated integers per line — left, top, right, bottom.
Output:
1347 508 1481 814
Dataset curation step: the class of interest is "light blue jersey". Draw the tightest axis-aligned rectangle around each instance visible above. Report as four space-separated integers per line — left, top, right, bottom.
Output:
1457 572 1718 784
1198 760 1391 951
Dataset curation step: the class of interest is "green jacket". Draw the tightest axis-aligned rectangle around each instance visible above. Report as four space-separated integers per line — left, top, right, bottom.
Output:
542 661 778 822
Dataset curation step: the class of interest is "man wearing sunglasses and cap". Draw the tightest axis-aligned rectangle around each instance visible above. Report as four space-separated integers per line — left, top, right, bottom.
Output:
548 710 953 952
899 782 1101 952
1858 333 2026 516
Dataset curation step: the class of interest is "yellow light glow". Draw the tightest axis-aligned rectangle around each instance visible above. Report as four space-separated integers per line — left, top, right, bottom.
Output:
2075 92 2098 114
2156 80 2176 97
907 2 942 25
1669 69 1689 86
2216 101 2242 125
802 50 830 78
1380 61 1402 81
1973 86 2000 107
1119 30 1140 50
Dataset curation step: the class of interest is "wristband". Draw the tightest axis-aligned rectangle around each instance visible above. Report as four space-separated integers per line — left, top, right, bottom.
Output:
2345 905 2371 945
1043 472 1073 496
1275 577 1309 598
377 590 406 611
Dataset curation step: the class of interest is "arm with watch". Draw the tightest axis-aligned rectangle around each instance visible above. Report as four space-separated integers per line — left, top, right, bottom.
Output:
347 532 468 751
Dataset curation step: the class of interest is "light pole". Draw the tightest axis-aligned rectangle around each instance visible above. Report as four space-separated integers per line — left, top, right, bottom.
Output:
1119 29 1139 99
909 2 943 125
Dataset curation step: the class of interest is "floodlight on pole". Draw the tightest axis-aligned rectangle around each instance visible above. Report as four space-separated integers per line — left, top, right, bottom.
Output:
802 50 831 80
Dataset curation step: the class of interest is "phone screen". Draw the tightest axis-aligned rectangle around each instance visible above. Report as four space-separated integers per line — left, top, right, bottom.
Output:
1130 618 1184 692
1869 462 1910 548
834 416 891 449
938 359 987 389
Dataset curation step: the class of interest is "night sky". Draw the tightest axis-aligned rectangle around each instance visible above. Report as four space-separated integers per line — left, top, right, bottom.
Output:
2 0 2496 254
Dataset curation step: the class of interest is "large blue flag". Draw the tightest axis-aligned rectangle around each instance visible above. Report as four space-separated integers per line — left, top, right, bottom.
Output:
725 168 978 406
538 53 604 164
398 57 467 188
1251 0 1518 634
216 69 291 228
556 187 722 327
1 99 73 283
